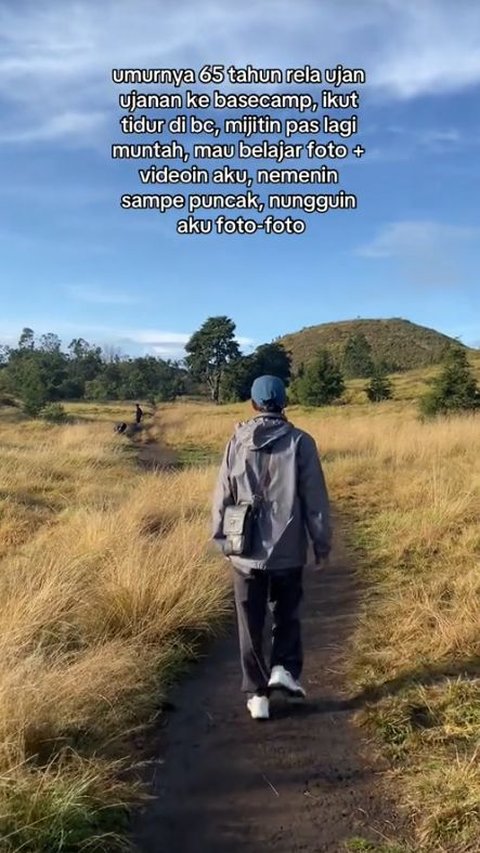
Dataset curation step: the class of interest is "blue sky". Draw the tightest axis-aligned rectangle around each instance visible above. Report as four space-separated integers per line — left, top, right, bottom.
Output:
1 0 480 358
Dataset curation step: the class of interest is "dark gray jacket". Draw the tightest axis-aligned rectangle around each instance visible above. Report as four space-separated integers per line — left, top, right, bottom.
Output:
212 413 331 573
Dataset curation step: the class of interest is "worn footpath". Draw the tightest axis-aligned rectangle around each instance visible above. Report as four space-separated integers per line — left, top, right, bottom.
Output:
134 516 406 852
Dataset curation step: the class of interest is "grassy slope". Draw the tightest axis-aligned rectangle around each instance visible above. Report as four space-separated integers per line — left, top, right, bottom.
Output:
0 404 229 851
157 391 480 852
340 350 480 405
278 317 475 372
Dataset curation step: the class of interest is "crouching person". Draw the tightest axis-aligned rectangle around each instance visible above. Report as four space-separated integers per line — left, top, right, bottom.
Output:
212 375 332 721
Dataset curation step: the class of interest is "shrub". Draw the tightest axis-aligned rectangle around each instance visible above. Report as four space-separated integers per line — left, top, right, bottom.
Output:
40 402 68 423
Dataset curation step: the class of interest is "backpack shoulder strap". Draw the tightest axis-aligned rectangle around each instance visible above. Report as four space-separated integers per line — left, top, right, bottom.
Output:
253 447 272 503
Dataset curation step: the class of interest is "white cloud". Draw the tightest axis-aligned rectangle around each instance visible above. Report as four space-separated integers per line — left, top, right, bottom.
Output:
0 320 254 357
129 329 254 355
357 221 480 287
128 331 191 345
372 1 480 98
368 125 469 162
1 0 480 146
358 221 479 259
390 125 464 150
66 284 140 305
418 129 462 147
0 110 107 144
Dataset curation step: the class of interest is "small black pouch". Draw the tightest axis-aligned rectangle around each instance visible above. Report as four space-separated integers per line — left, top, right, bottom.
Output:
222 502 255 556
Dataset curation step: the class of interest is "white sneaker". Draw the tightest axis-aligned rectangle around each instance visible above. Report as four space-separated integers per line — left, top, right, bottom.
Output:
247 695 270 720
268 665 306 698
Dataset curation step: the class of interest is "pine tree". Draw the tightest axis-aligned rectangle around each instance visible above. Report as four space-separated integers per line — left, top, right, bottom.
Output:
420 347 480 417
294 350 345 406
19 360 49 416
343 332 374 378
365 365 393 402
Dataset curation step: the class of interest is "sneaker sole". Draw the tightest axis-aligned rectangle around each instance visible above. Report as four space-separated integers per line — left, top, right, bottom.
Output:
268 683 306 700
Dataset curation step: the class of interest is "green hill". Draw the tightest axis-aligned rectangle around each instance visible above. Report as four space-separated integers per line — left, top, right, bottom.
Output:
278 318 471 373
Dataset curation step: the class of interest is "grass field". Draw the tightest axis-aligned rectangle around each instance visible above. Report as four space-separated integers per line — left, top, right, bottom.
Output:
1 369 480 851
0 403 229 851
156 396 480 851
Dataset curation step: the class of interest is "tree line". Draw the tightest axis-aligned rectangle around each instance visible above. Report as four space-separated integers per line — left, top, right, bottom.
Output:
1 318 478 419
186 316 394 405
0 328 183 417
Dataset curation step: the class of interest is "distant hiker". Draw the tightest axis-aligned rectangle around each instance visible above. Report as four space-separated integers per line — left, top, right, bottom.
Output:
212 375 332 721
135 403 144 425
114 422 127 434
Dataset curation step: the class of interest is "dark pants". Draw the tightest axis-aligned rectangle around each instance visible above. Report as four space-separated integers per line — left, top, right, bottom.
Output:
232 568 303 694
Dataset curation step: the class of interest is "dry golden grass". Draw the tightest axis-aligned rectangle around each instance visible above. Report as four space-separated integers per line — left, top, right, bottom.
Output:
0 406 228 850
157 398 480 851
2 384 480 850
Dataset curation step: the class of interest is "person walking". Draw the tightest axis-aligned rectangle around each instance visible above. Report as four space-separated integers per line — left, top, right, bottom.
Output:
135 403 144 425
212 375 331 720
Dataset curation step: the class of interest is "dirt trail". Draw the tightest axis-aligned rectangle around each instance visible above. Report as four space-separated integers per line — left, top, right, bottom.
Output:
137 440 177 471
132 439 405 853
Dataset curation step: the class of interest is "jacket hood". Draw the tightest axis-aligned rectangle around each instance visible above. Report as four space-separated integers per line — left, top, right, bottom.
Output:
234 414 293 450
